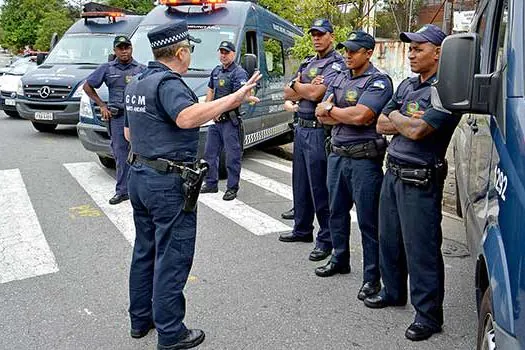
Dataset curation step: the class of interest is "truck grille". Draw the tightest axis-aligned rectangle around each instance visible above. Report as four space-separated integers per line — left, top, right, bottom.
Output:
23 85 73 101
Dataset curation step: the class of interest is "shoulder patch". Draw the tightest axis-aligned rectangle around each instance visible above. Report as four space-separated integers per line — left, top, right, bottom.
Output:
372 80 386 89
331 62 342 72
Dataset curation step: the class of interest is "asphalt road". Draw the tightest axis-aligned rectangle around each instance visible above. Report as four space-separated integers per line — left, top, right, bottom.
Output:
0 112 477 350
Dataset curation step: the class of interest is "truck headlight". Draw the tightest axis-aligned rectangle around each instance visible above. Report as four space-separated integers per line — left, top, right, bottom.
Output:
79 91 94 119
72 82 85 98
17 80 24 96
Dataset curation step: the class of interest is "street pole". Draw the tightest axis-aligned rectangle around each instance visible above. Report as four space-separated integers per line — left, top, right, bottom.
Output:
442 0 454 34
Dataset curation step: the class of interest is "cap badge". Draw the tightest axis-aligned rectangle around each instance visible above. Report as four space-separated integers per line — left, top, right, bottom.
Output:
416 26 428 33
119 37 126 42
349 33 357 40
314 20 323 26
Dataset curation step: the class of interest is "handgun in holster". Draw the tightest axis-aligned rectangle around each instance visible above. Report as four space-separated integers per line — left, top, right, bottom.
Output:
181 159 209 212
434 159 448 186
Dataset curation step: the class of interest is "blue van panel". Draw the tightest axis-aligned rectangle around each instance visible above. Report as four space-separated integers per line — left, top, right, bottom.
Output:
66 15 144 35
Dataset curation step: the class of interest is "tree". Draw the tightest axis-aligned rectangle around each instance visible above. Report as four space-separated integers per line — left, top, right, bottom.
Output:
375 0 423 39
105 0 154 14
35 9 73 51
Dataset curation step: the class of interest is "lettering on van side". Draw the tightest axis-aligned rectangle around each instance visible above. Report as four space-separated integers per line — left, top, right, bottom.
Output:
125 94 146 113
494 165 508 201
272 24 296 38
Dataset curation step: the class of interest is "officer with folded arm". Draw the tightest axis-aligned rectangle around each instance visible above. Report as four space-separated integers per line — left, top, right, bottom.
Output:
123 20 261 350
363 25 458 342
315 32 393 302
84 35 145 205
200 40 248 201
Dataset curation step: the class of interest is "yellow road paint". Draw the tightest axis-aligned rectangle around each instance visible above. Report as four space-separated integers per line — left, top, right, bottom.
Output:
69 204 102 218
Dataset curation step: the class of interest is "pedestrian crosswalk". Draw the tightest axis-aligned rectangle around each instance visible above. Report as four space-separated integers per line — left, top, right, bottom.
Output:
0 153 358 284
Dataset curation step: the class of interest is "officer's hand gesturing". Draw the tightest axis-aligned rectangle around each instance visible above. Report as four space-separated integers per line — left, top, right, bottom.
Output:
100 106 112 121
233 71 262 105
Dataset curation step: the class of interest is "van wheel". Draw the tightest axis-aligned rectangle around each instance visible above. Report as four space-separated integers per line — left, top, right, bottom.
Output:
98 155 116 169
4 110 20 118
32 122 57 133
477 287 496 350
455 178 463 218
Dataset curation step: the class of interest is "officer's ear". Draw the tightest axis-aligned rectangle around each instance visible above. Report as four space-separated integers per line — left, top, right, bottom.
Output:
434 45 441 61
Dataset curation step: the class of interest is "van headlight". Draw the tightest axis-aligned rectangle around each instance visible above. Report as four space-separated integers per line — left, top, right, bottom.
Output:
17 80 24 96
72 82 85 98
79 91 94 119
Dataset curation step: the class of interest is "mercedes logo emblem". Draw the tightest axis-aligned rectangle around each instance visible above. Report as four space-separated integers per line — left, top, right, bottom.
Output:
10 92 16 99
39 86 51 99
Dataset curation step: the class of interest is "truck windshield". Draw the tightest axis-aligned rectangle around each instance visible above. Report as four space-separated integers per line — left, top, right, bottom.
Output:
131 25 238 71
45 34 115 65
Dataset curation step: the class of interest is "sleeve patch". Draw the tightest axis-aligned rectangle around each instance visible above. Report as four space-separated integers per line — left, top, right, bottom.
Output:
331 62 342 72
372 80 386 89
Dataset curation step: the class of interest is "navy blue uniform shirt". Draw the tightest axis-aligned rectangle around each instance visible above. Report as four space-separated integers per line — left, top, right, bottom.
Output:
324 63 393 145
382 75 460 166
86 59 145 110
294 49 346 119
208 62 248 99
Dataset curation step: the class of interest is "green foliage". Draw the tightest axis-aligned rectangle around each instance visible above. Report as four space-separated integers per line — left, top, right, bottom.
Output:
290 25 350 60
35 9 73 51
375 0 423 39
0 0 72 52
106 0 155 15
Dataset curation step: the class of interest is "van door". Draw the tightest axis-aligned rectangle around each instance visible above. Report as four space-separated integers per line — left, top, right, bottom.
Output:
239 30 261 147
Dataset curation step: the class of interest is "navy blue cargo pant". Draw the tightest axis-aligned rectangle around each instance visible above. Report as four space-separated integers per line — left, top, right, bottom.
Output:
292 125 331 251
128 163 197 346
378 169 445 330
109 115 130 196
327 153 383 283
204 120 242 190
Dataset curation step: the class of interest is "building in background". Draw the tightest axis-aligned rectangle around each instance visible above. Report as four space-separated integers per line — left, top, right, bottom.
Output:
417 0 477 33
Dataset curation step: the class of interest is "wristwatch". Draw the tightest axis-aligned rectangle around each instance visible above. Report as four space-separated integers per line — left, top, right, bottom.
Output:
288 79 296 90
325 103 334 113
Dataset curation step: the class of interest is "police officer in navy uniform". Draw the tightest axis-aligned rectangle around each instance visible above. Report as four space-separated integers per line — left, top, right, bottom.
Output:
200 40 248 201
84 35 145 205
123 20 261 350
363 25 458 342
280 19 345 262
314 32 393 301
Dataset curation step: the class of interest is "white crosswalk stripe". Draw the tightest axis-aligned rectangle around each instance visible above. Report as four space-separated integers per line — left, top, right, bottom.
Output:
64 162 136 245
0 169 58 284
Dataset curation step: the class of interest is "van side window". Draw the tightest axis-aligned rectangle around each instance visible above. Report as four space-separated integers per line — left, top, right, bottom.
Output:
263 37 284 79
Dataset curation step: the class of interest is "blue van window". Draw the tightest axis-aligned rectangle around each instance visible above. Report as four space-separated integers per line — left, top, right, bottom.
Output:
131 25 238 70
263 37 284 79
45 34 114 65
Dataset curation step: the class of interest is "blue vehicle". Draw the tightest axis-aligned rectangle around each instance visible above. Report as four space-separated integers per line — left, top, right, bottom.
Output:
433 0 524 348
77 0 302 171
16 6 143 133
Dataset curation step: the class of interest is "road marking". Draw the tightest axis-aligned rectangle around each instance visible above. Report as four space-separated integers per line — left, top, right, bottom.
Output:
250 158 292 174
199 192 291 235
64 162 135 245
240 168 293 200
69 204 102 218
0 169 58 284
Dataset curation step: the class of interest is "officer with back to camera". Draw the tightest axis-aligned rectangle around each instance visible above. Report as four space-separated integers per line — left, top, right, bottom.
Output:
363 25 458 342
123 20 261 350
280 18 345 262
314 31 393 302
200 40 248 201
84 35 145 205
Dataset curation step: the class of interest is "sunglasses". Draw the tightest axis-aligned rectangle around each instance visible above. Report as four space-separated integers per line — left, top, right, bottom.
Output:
184 44 195 53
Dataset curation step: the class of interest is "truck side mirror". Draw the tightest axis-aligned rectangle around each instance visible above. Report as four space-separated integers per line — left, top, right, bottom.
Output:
242 53 257 77
433 33 481 112
36 53 47 66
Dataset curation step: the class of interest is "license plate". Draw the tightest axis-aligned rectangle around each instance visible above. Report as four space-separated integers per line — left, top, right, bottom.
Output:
35 112 53 121
5 99 15 106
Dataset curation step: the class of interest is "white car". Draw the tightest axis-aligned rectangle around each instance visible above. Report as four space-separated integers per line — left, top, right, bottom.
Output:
0 56 37 117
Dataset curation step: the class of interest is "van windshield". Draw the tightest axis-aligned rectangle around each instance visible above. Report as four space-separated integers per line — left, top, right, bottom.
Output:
131 25 238 71
45 34 115 65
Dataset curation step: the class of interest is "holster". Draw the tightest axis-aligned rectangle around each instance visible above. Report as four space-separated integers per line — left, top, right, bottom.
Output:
331 138 387 160
180 160 209 212
387 159 448 187
217 108 240 124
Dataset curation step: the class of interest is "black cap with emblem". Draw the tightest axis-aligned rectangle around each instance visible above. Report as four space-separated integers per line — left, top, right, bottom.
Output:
218 41 235 52
147 20 201 49
114 35 131 48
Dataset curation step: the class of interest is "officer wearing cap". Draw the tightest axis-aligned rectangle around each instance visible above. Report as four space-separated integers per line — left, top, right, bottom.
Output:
280 19 345 262
84 35 145 205
314 31 393 301
123 20 261 350
363 25 458 342
200 40 248 201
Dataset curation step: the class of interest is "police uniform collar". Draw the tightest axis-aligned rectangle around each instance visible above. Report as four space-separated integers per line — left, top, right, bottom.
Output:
416 73 437 86
316 48 336 60
221 61 237 72
147 61 181 76
110 58 139 67
350 62 377 79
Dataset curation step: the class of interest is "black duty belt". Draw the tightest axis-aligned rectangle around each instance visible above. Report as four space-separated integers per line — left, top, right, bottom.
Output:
298 118 324 128
331 138 387 159
386 158 448 187
109 106 124 118
127 153 193 174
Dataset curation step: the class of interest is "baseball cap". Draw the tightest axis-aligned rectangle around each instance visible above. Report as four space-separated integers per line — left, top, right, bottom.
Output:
114 35 131 48
400 24 446 46
308 18 334 34
336 31 375 51
218 41 235 52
